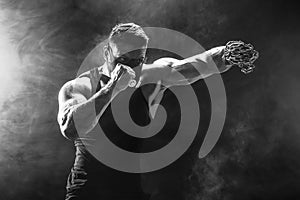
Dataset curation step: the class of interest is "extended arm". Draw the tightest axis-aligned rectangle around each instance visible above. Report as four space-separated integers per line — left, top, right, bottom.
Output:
146 46 231 87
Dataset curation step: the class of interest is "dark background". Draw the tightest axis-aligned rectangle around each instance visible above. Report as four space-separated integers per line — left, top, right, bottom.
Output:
0 0 300 199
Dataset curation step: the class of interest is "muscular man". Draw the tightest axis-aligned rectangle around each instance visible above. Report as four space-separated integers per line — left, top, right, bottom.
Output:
57 23 232 200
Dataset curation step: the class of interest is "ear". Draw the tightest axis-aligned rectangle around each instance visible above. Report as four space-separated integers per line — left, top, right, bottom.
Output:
103 45 110 62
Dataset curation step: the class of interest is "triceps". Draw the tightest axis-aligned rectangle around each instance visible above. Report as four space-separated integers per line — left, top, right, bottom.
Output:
164 60 210 86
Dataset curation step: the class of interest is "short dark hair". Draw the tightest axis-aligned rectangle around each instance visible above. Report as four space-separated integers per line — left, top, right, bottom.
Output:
108 23 149 47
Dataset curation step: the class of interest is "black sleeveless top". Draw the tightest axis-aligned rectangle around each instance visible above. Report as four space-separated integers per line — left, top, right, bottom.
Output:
66 68 151 200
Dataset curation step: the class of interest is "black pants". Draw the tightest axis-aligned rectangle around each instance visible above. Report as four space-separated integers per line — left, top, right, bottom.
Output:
65 167 150 200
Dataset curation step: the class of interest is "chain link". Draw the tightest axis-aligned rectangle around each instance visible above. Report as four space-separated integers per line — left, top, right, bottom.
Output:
223 40 259 74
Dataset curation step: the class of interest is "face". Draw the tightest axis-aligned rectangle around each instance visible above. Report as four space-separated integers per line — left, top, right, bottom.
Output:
106 41 147 78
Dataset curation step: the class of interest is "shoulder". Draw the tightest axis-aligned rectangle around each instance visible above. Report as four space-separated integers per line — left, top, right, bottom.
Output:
57 79 88 106
59 68 101 101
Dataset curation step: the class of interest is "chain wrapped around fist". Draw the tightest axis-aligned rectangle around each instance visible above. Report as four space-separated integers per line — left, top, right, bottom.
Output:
223 40 259 74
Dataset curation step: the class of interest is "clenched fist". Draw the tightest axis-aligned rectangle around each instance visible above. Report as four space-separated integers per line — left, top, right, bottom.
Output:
111 63 136 92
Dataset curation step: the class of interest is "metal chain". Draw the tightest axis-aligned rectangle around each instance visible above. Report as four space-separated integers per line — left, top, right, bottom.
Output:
223 40 259 74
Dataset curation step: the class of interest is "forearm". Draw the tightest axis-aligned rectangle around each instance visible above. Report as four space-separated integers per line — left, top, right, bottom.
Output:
183 46 228 75
167 46 230 85
63 81 119 138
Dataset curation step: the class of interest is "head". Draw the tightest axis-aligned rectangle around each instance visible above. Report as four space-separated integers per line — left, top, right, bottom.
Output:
104 23 149 76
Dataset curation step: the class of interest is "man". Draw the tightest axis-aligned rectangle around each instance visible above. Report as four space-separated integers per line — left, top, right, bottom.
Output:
57 23 232 200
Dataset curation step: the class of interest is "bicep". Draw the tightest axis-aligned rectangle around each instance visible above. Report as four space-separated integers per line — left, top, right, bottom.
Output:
156 56 217 86
58 81 87 113
57 81 88 138
142 58 177 86
150 57 199 86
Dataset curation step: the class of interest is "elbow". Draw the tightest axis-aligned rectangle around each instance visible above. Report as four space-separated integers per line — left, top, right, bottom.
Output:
59 124 78 141
57 113 78 141
58 111 95 140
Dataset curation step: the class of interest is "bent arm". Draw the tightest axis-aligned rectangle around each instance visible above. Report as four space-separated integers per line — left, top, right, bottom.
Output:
57 78 118 140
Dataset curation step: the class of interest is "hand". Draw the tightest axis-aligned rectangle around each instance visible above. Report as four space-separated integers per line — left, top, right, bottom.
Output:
111 63 136 92
210 46 233 73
